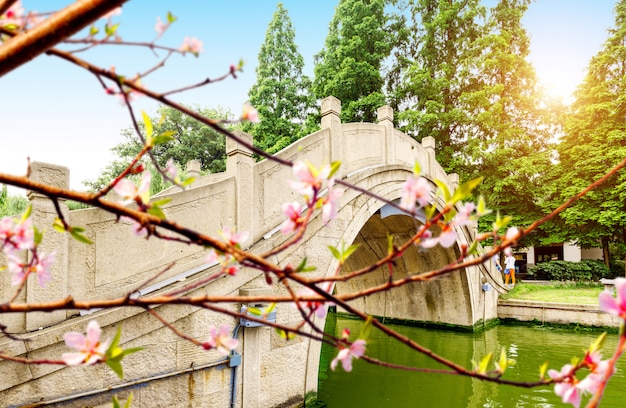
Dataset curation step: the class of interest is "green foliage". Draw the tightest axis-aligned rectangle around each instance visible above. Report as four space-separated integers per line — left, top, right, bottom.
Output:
545 0 626 259
527 260 613 282
85 105 230 191
0 185 28 218
313 0 392 122
245 3 315 154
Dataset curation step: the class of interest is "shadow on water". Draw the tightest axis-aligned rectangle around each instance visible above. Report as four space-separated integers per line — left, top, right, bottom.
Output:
317 312 626 407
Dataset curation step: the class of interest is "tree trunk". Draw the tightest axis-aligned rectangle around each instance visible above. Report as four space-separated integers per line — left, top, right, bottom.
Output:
602 236 610 268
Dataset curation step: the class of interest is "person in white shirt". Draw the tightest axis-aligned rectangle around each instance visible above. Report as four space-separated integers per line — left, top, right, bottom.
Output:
504 252 516 286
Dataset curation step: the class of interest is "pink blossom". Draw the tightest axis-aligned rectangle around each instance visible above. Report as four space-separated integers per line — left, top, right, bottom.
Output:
505 227 520 242
114 172 151 205
62 321 110 366
281 201 303 234
120 216 149 237
154 16 168 37
33 252 55 287
0 216 34 252
241 103 260 123
294 285 333 319
204 325 238 355
164 158 177 179
453 202 477 227
219 226 249 247
288 161 329 198
322 181 343 224
7 251 55 287
400 175 431 213
330 339 366 372
179 37 203 55
579 350 612 394
205 249 241 276
419 224 456 249
1 0 24 28
599 277 626 319
548 364 583 408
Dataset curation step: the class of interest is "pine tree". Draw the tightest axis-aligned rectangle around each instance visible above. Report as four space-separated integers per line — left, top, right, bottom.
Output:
246 3 314 154
390 0 486 173
313 0 392 123
550 0 626 268
465 0 555 238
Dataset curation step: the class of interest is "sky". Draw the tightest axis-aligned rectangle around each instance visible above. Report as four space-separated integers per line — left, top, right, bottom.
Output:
0 0 618 192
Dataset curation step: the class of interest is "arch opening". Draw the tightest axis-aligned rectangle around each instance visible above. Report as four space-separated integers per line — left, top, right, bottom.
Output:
335 212 474 327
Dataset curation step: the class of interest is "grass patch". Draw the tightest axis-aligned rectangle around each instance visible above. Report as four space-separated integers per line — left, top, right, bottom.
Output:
500 282 604 304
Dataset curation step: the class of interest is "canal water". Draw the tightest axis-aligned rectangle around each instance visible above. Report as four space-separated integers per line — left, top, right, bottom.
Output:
318 312 626 407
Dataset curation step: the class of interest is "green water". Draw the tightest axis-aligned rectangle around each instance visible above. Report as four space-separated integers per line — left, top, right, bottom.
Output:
318 313 626 407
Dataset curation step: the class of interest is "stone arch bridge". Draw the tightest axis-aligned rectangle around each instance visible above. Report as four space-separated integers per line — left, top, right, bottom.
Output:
0 97 505 407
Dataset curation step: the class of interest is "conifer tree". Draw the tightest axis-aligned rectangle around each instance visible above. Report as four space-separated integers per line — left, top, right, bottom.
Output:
313 0 392 123
465 0 555 237
390 0 486 173
550 0 626 268
246 3 314 154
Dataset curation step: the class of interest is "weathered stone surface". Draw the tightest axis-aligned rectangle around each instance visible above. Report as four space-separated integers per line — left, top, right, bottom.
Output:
2 97 502 407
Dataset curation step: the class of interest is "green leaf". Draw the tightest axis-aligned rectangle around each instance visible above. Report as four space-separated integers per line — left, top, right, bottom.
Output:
413 162 421 175
424 204 437 220
467 240 479 255
147 205 166 219
70 227 93 244
52 218 66 233
181 177 196 187
434 179 452 202
328 161 342 178
589 332 607 353
167 11 177 23
387 234 394 255
89 25 99 36
151 131 176 146
451 177 483 204
539 361 549 379
247 307 263 316
104 22 120 37
275 328 296 340
142 111 153 145
477 352 492 374
295 257 316 272
112 393 133 408
328 246 341 260
33 226 43 246
498 348 508 373
21 205 32 222
358 316 373 341
151 198 171 207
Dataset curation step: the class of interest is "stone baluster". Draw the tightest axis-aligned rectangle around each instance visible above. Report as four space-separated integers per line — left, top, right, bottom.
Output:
186 159 201 180
422 136 436 178
226 130 254 248
321 96 342 175
26 162 70 331
377 105 395 165
449 173 459 190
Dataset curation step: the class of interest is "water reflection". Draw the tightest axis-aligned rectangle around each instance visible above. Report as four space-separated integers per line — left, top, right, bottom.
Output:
318 313 625 407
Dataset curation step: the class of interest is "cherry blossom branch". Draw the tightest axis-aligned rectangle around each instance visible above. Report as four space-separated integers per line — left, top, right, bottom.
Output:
586 327 626 407
0 352 66 365
0 0 128 76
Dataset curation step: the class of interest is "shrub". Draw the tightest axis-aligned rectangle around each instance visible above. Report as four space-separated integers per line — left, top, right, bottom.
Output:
527 260 611 282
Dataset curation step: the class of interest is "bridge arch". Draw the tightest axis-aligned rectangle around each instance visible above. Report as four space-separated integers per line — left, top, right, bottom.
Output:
1 97 504 408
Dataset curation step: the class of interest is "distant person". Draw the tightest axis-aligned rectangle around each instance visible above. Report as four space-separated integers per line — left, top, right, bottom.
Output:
492 254 502 274
504 252 516 286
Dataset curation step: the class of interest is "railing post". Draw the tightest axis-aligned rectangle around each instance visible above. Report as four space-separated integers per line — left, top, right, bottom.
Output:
422 136 436 177
226 131 254 248
321 96 342 171
26 162 70 331
186 159 201 180
377 105 395 165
